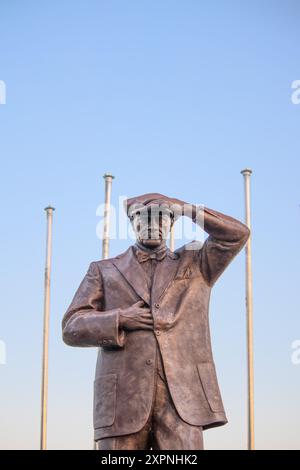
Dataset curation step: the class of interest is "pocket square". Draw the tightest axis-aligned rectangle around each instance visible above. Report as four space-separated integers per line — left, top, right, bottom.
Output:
175 266 193 280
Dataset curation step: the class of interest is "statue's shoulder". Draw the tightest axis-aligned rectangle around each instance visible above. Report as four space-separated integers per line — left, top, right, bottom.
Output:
92 246 133 268
175 240 204 259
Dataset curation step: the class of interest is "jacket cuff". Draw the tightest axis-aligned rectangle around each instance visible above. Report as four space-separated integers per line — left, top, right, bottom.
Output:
97 309 126 348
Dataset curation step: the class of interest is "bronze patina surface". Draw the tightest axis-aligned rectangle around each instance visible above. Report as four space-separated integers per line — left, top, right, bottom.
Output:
62 193 250 450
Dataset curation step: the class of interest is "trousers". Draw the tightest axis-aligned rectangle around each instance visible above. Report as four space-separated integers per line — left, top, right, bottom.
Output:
96 346 204 450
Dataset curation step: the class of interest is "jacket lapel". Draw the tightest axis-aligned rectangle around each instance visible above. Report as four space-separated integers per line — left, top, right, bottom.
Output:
112 247 151 305
151 252 180 306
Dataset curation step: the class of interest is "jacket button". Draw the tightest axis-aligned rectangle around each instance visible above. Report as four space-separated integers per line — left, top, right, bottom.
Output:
154 303 160 309
155 330 161 336
146 359 153 365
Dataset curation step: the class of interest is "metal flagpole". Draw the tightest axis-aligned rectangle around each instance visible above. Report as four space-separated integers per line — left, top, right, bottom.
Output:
102 173 114 259
241 168 254 450
94 174 114 450
40 205 55 450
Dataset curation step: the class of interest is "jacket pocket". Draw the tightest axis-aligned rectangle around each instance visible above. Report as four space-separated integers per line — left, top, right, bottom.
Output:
93 373 117 428
197 362 224 413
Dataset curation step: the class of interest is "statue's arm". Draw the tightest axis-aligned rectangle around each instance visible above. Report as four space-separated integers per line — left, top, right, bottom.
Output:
62 262 125 348
193 205 250 286
171 198 250 286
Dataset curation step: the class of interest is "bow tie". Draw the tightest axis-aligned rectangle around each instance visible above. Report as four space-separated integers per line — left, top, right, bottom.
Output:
135 248 167 263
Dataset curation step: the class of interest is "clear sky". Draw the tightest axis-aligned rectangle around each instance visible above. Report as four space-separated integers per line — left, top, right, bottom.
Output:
0 0 299 450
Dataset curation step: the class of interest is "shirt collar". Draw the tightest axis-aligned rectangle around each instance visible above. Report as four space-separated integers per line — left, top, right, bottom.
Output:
133 240 178 259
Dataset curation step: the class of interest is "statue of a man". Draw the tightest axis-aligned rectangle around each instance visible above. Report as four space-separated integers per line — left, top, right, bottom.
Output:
62 193 250 450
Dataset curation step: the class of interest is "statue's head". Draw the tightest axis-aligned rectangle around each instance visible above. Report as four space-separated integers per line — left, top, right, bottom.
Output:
125 193 175 248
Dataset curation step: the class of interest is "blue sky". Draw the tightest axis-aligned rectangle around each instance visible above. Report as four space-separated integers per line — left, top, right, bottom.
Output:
0 0 299 449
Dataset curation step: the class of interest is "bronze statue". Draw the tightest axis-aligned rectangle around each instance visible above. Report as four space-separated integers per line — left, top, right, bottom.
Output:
62 193 250 450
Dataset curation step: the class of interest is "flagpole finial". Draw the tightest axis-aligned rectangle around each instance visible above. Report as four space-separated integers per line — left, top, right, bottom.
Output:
241 168 253 176
103 173 115 180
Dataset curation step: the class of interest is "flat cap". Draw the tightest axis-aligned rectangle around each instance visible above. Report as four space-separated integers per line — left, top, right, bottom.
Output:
124 192 179 218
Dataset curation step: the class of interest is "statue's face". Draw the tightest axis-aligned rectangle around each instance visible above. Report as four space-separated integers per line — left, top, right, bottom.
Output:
130 207 173 248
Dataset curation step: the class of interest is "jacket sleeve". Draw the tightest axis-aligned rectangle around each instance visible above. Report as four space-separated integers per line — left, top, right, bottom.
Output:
62 261 126 348
195 206 250 287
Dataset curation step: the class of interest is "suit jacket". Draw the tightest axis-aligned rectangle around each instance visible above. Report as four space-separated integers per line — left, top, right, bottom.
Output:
62 206 250 440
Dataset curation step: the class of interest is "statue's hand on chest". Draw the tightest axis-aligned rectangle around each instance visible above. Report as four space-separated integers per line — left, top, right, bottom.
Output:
119 300 154 332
